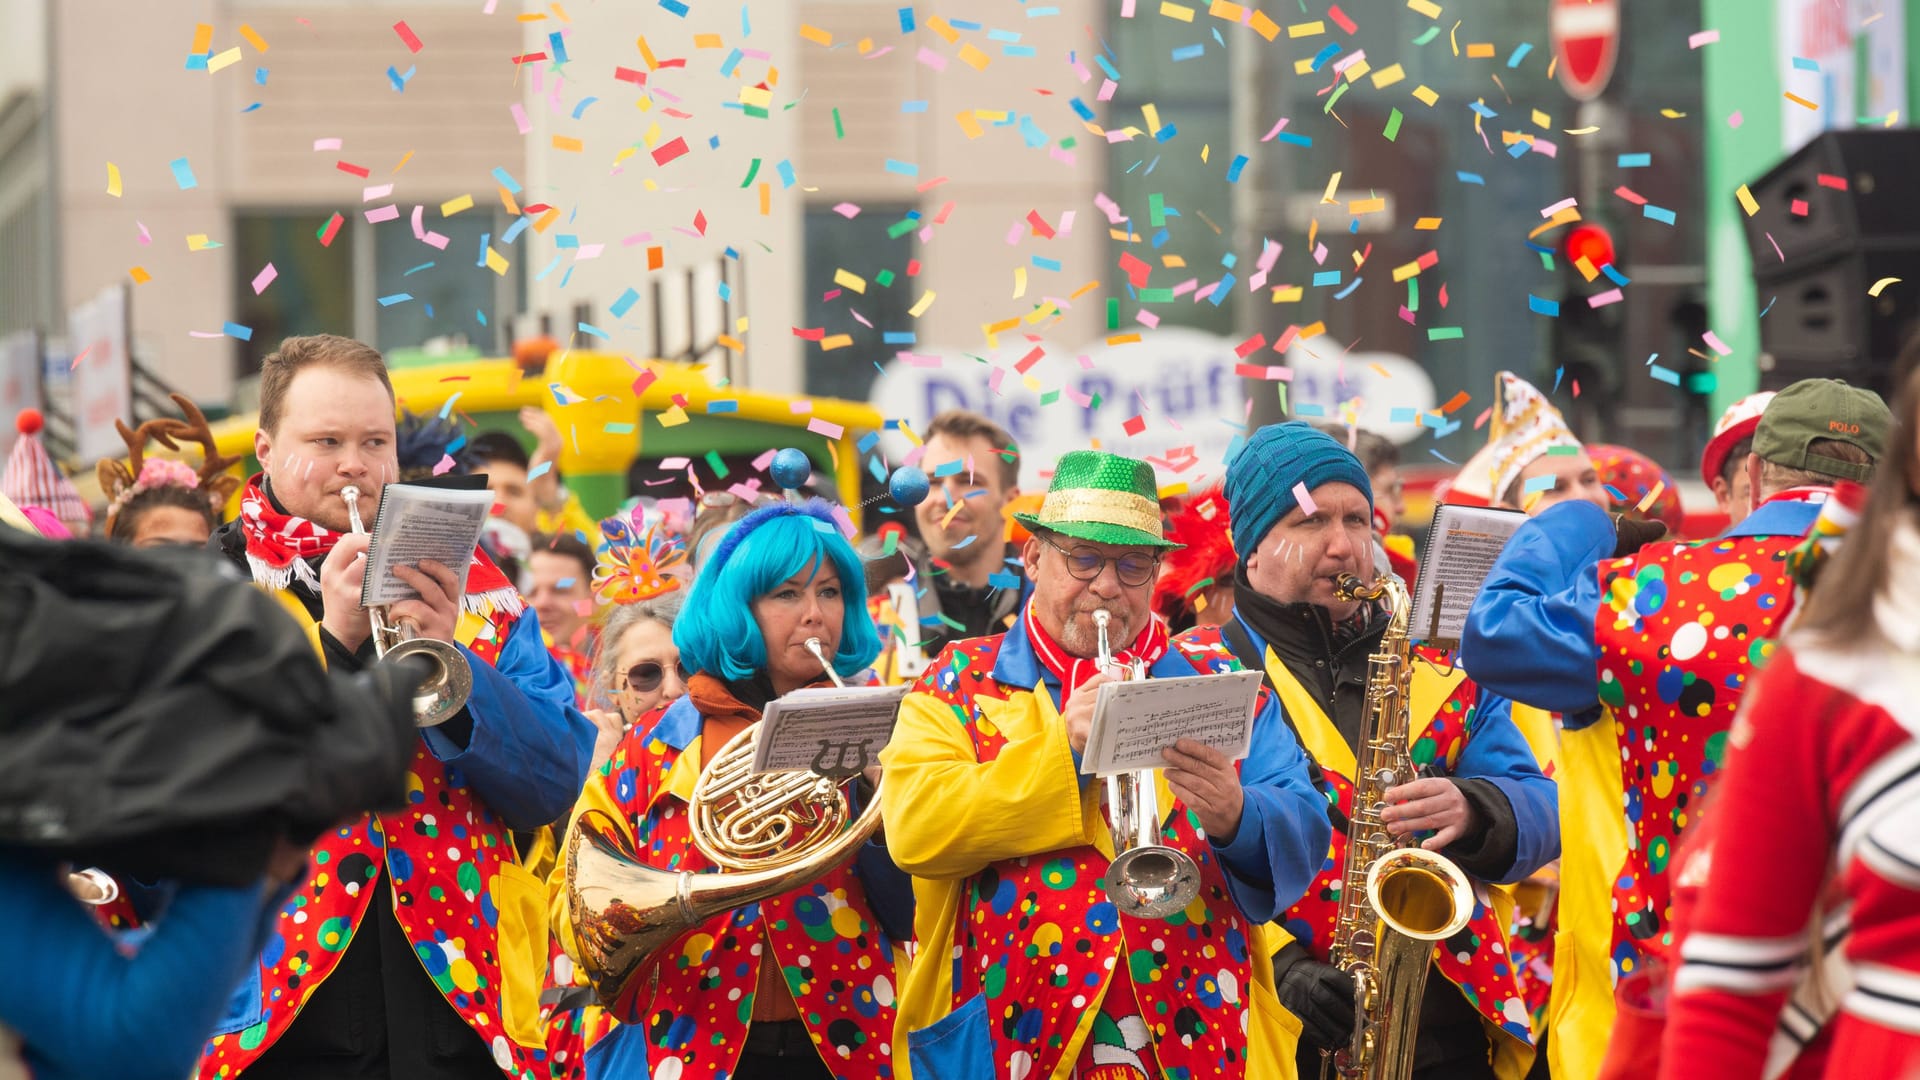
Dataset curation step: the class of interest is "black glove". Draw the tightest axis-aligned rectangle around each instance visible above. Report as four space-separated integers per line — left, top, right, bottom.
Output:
1275 953 1358 1052
1611 514 1669 558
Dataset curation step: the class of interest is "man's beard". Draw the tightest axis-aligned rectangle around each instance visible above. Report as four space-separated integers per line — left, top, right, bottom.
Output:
1056 605 1124 658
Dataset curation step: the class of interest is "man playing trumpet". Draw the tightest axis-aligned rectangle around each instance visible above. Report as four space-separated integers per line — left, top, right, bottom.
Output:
882 449 1330 1080
202 334 594 1080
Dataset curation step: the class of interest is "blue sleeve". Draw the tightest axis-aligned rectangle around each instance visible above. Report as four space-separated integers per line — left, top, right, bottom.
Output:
1459 499 1613 719
849 781 916 947
1450 693 1560 883
422 608 596 830
1210 691 1334 923
0 853 281 1080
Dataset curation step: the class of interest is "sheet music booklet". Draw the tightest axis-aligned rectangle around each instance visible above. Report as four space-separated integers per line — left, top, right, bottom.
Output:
358 476 494 608
1407 503 1528 648
1080 669 1264 776
751 684 911 777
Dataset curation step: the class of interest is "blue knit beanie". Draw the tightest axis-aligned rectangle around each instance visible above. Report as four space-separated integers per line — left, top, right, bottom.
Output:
1224 422 1373 563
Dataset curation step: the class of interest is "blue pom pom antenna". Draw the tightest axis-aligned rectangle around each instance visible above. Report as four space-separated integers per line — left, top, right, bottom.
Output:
888 465 931 508
770 447 813 493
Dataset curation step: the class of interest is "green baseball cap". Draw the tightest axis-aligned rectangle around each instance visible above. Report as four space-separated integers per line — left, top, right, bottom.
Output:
1751 378 1891 483
1013 449 1181 549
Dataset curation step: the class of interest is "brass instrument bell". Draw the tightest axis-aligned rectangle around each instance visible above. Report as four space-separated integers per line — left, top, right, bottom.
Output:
1093 608 1203 919
339 485 473 727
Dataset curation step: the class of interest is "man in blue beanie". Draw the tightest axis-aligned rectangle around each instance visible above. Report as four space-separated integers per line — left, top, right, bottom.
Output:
1182 421 1557 1080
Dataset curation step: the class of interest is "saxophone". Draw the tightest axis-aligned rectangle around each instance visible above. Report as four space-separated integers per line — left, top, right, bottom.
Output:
1320 572 1475 1080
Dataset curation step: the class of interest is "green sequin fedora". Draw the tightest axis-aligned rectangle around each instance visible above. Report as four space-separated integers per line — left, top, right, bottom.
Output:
1013 449 1181 549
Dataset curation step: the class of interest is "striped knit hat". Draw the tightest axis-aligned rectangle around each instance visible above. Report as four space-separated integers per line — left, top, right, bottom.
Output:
3 410 93 533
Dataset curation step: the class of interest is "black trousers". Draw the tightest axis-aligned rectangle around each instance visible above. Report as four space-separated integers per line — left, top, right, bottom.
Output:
244 873 501 1080
729 1020 833 1080
1293 974 1500 1080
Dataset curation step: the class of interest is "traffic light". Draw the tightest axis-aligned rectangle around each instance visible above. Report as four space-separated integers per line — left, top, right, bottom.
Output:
1563 224 1615 275
1552 220 1625 413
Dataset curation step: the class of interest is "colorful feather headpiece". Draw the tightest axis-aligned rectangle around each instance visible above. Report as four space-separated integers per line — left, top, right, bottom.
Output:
593 507 688 605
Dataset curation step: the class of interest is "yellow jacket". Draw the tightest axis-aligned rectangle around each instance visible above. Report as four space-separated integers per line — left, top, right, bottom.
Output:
881 631 1310 1080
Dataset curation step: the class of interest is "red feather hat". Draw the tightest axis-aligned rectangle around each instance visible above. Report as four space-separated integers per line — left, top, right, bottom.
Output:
1153 487 1237 626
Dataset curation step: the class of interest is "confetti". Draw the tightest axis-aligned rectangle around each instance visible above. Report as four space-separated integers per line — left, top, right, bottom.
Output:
1869 277 1903 298
1689 29 1720 48
251 263 278 295
1735 184 1759 216
105 163 122 197
169 157 197 189
1291 481 1317 516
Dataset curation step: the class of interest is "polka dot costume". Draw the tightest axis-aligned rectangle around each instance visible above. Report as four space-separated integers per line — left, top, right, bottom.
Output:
198 604 557 1080
922 628 1264 1080
1589 525 1802 984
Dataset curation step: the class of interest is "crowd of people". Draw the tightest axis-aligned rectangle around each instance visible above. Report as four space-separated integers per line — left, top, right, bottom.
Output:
0 330 1914 1080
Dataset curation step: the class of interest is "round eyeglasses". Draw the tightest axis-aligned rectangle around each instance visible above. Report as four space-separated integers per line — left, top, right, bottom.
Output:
1037 532 1160 587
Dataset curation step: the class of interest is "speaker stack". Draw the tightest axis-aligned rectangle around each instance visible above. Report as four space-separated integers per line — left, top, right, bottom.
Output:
1740 130 1920 398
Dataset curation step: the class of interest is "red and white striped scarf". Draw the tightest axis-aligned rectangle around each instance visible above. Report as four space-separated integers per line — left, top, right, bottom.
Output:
237 473 522 617
1021 598 1169 707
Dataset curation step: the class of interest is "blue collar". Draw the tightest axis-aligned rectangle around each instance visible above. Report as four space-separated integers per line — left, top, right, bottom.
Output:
645 694 702 751
1232 610 1269 657
1723 494 1824 540
990 614 1044 689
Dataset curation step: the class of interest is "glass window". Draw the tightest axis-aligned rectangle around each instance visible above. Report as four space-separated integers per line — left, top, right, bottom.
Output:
231 211 354 379
233 210 520 380
1107 20 1236 334
800 202 919 401
374 214 518 356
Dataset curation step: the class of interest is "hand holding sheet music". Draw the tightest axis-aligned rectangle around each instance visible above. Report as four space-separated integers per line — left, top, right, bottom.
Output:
750 684 910 777
1079 670 1264 776
359 482 495 608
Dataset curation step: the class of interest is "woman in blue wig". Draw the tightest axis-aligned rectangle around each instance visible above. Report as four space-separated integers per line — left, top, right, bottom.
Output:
553 498 912 1080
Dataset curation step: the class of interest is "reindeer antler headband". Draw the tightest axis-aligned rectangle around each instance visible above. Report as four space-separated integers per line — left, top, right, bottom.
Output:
97 393 243 533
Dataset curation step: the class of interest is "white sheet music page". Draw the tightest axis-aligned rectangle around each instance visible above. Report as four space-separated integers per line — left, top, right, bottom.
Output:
1080 669 1264 776
750 684 910 776
359 483 495 608
1408 504 1528 648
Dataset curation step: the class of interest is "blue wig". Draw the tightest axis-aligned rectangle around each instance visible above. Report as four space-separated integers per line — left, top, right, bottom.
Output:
672 501 881 683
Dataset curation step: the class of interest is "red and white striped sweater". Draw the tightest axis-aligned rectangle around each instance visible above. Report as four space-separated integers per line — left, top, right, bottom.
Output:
1661 637 1920 1080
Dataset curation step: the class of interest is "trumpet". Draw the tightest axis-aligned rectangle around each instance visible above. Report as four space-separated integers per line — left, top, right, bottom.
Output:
1094 609 1202 920
339 485 473 727
568 629 886 1004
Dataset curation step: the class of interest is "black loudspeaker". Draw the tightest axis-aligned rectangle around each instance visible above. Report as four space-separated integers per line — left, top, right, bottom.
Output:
1741 130 1920 276
1742 130 1920 399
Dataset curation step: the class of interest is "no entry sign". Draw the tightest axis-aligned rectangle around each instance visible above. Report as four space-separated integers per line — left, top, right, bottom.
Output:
1551 0 1620 101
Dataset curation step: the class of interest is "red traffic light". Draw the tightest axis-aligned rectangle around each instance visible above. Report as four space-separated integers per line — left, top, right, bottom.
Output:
1563 223 1616 270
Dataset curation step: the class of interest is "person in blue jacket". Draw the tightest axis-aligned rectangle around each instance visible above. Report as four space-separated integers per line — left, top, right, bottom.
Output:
1212 421 1559 1080
1456 379 1891 1080
0 848 301 1080
204 335 595 1080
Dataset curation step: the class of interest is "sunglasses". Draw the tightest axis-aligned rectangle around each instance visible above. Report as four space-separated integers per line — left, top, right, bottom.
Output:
621 661 687 695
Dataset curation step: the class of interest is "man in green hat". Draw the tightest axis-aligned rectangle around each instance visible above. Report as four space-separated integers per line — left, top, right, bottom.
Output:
1460 377 1891 1080
880 448 1330 1080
